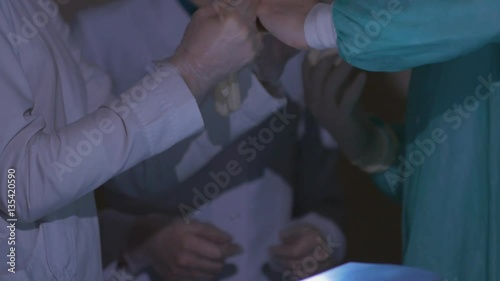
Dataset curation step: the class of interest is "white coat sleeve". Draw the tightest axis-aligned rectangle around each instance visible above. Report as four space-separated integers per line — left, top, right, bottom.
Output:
0 21 204 223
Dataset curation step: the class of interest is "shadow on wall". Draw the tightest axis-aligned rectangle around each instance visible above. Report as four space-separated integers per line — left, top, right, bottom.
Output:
60 0 409 265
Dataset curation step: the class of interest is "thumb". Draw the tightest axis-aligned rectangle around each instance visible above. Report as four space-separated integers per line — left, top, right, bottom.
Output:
193 222 233 244
235 0 259 22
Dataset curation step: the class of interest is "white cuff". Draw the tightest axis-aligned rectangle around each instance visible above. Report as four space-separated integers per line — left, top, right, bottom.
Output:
130 63 204 156
304 3 337 50
291 212 346 263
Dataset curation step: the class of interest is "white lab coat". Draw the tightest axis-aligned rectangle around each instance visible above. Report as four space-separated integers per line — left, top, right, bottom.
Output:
73 0 346 280
0 1 204 280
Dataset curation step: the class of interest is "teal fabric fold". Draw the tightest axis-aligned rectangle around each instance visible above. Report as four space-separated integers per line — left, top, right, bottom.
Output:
332 0 500 71
330 1 500 280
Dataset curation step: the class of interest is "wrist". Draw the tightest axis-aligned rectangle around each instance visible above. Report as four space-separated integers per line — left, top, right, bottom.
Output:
168 54 205 103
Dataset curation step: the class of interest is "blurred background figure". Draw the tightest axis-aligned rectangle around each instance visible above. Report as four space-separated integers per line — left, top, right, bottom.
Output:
72 0 352 280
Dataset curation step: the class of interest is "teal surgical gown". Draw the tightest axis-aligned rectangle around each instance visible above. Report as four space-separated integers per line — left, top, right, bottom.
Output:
331 0 500 280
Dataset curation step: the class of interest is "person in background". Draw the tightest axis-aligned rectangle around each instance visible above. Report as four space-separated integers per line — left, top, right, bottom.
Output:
71 0 355 280
0 0 260 281
262 0 500 280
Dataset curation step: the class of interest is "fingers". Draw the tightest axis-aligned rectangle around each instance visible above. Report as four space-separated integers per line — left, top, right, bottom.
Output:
341 71 367 112
310 55 338 91
237 0 260 22
174 251 225 274
321 60 355 104
280 224 311 242
194 5 219 19
186 222 242 260
269 243 309 262
306 56 339 109
191 221 233 244
183 234 229 260
270 236 317 260
271 224 322 264
220 242 243 258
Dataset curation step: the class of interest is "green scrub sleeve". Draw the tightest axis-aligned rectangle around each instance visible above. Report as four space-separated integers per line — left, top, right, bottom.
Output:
332 0 500 71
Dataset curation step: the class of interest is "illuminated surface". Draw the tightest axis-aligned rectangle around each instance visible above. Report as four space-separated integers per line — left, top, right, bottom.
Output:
302 262 445 281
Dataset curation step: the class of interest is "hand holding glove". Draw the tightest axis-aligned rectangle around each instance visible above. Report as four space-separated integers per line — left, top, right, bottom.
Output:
170 1 263 102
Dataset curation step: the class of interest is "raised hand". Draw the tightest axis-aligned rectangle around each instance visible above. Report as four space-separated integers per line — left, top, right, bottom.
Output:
170 1 263 101
302 53 376 164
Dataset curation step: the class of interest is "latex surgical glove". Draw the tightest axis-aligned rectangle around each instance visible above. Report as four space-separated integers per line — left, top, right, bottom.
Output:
302 54 380 165
269 223 336 279
257 0 318 49
170 1 263 103
125 215 242 281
